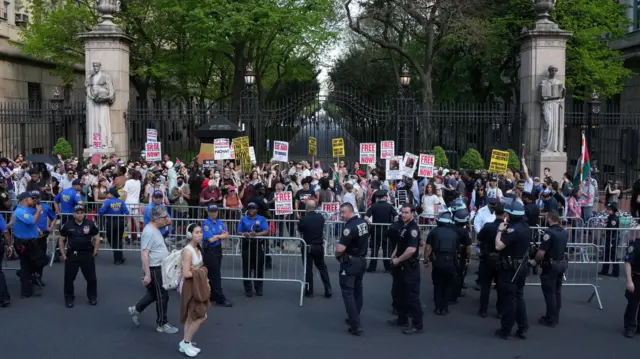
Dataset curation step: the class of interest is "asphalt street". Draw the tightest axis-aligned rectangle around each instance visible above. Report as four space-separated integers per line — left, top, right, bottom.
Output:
0 253 637 359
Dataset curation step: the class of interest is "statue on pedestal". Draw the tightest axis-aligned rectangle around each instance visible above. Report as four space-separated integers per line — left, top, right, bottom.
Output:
86 61 114 149
539 65 565 152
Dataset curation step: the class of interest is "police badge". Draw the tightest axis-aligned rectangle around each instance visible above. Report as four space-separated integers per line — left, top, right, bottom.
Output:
628 246 634 254
343 228 350 237
204 225 209 232
83 226 90 234
507 228 515 233
410 229 418 238
612 220 617 226
543 233 550 242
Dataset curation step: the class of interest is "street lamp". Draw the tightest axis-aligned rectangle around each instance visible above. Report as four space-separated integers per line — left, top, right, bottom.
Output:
399 64 411 87
244 64 255 86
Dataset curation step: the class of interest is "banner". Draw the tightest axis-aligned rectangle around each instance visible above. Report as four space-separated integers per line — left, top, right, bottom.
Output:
146 129 158 143
488 149 510 174
332 138 345 157
308 137 317 156
386 155 403 180
359 143 376 166
213 138 230 160
145 142 162 162
402 152 418 177
274 191 293 215
380 140 394 159
418 154 435 177
273 141 289 162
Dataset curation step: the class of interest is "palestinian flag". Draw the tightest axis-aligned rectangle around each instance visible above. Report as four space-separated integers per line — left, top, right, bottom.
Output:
573 132 591 188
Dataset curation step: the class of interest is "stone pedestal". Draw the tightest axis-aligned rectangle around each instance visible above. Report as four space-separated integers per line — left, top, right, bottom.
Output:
83 147 115 160
78 7 133 160
518 15 572 178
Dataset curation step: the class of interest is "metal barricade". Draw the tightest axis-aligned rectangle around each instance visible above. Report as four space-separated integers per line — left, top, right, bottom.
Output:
525 242 602 310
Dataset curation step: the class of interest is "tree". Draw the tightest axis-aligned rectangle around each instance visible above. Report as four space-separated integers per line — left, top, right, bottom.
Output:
52 137 73 159
507 149 521 171
432 146 449 168
460 148 484 171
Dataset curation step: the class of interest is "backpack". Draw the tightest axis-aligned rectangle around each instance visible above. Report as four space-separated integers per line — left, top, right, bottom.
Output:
562 182 573 197
161 249 184 290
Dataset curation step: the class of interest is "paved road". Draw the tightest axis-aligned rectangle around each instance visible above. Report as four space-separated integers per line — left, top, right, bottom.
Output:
0 253 636 359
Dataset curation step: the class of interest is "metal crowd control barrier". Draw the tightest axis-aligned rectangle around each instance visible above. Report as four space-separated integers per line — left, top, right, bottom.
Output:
525 243 603 310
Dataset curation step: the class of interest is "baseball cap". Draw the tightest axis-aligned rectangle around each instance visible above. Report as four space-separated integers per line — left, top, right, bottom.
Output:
607 203 619 212
107 188 119 197
72 179 82 186
208 204 219 212
487 198 500 206
73 205 85 212
18 192 32 201
30 190 40 198
228 185 236 191
152 190 164 198
247 202 258 208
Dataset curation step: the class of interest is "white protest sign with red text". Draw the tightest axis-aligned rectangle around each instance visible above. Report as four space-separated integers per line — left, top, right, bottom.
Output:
380 141 394 159
359 143 376 166
274 191 293 215
273 141 289 162
418 154 435 177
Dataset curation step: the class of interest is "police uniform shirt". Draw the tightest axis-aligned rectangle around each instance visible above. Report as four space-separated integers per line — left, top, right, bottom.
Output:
477 219 501 255
298 211 325 245
606 213 619 240
452 225 472 247
500 222 531 258
54 187 83 214
339 216 369 257
98 198 130 216
60 219 99 251
249 195 270 217
625 242 640 272
396 220 420 259
237 215 269 235
524 203 540 226
426 225 460 266
294 189 316 211
387 219 404 250
365 201 397 224
13 205 38 239
0 214 8 234
203 218 228 249
539 225 568 260
36 202 56 232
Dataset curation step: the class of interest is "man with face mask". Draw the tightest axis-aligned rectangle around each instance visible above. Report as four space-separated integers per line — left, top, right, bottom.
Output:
170 175 190 221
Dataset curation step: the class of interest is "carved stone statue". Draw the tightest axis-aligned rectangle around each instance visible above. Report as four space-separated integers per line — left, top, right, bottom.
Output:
539 65 565 152
85 61 115 149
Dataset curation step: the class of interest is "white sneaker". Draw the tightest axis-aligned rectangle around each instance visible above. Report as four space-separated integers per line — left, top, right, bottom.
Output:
179 341 199 357
128 306 140 327
179 341 201 354
157 323 179 334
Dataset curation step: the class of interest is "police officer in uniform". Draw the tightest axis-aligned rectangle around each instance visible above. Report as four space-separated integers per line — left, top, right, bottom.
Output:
98 188 129 265
623 237 640 337
237 202 269 297
387 218 404 315
32 190 55 285
13 191 45 298
599 203 620 277
364 190 398 272
298 199 332 298
451 204 472 302
477 203 504 318
58 205 100 308
530 210 568 327
250 183 272 269
335 202 369 336
388 204 423 335
494 201 531 339
425 210 462 315
202 204 232 307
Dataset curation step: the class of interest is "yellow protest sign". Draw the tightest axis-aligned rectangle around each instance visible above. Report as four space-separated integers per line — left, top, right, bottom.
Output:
488 149 510 174
308 137 317 156
332 138 345 157
232 136 252 172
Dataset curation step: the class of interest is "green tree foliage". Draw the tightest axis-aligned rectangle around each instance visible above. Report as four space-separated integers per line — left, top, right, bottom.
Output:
507 149 521 171
460 148 484 171
432 146 449 168
52 137 73 159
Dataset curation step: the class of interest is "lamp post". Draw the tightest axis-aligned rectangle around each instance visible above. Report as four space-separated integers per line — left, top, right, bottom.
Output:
397 65 415 154
399 64 411 87
49 87 65 146
587 89 600 159
244 63 260 162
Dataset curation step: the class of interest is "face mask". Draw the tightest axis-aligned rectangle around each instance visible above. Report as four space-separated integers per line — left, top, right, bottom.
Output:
214 173 220 178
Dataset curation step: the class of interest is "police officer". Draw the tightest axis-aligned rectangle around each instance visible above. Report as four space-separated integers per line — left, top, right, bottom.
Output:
599 203 620 277
58 205 100 308
32 190 55 285
531 210 568 327
477 202 504 318
237 202 269 297
336 202 369 336
249 183 272 269
494 201 531 339
387 217 404 316
623 237 640 338
388 204 423 335
364 189 398 273
0 211 12 307
98 188 129 265
202 204 232 307
298 199 332 298
424 210 462 315
451 204 471 302
53 179 83 261
13 191 45 298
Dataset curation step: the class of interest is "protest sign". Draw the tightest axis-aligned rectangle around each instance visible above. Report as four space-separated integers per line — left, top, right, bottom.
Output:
359 143 376 166
273 141 289 162
321 202 339 213
386 155 403 180
213 138 230 160
418 154 435 177
92 133 103 149
308 137 317 156
145 142 162 161
380 141 394 159
488 149 510 174
146 129 158 143
332 138 345 157
274 191 293 215
402 152 418 177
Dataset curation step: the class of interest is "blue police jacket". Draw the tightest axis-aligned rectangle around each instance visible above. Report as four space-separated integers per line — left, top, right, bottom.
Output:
13 205 39 239
36 202 56 232
0 214 7 233
237 215 269 234
54 187 83 214
143 202 171 226
99 198 130 216
202 218 228 248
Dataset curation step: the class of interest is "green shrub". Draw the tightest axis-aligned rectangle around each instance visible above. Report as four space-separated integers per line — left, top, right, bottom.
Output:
460 148 484 171
432 146 449 168
52 137 73 159
507 149 521 171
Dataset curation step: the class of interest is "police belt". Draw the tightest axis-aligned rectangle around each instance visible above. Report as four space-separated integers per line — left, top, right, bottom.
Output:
67 248 93 253
633 272 640 276
542 258 568 265
501 256 526 267
204 244 222 252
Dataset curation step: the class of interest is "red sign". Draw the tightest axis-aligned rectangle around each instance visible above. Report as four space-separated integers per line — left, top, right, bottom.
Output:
380 141 394 159
274 191 292 202
321 202 339 213
92 133 102 149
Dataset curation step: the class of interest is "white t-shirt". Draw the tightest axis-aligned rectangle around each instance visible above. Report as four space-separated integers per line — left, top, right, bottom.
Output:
123 179 141 205
421 194 441 218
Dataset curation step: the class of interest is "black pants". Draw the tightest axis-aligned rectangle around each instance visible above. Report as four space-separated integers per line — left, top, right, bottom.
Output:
105 219 125 263
432 266 456 312
340 257 365 329
37 234 48 279
135 266 169 327
624 274 640 331
0 242 9 302
479 260 501 314
498 267 529 334
241 240 265 293
203 246 226 303
392 264 423 329
632 204 640 219
302 244 331 294
367 227 391 271
15 239 43 296
540 261 567 324
601 237 619 276
64 250 97 302
451 255 467 301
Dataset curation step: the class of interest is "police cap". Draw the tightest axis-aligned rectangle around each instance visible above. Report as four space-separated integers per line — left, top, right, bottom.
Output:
73 205 85 213
505 201 526 216
107 188 119 197
487 198 500 206
607 203 619 213
247 202 258 209
453 207 470 223
437 210 454 224
18 192 31 202
374 189 388 198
